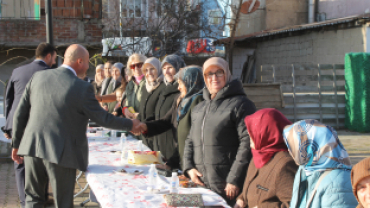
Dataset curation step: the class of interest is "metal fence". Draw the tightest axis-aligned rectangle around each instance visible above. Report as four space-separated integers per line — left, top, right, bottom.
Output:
259 63 346 129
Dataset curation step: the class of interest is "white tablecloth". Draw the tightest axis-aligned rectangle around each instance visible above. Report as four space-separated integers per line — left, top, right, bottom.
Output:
85 132 230 208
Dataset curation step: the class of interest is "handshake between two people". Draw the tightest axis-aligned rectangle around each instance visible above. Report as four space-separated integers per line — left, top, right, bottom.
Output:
130 119 148 136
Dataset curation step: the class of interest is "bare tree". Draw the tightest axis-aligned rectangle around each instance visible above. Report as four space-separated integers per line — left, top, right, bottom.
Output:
101 0 242 61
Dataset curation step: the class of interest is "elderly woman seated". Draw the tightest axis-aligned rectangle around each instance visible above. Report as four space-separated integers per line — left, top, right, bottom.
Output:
351 157 370 208
234 108 298 208
283 119 358 208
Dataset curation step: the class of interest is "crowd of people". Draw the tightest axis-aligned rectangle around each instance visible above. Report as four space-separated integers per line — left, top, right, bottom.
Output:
3 42 370 208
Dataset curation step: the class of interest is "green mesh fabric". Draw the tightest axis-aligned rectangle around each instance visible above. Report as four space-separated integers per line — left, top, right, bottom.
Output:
345 53 370 132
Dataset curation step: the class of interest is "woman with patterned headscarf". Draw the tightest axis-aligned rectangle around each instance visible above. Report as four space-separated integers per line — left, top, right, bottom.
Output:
140 65 205 170
283 119 357 208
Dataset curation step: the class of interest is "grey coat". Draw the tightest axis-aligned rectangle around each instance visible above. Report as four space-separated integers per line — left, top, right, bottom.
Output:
183 79 256 199
12 67 133 171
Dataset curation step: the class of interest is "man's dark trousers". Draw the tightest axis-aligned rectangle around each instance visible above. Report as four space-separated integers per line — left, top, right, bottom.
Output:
14 161 26 207
9 131 49 208
24 157 76 208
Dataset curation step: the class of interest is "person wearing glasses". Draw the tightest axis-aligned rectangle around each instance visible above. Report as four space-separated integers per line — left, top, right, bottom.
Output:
183 57 256 205
123 53 147 119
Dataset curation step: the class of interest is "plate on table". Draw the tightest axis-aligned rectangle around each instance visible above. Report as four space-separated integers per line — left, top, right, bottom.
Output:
114 168 143 175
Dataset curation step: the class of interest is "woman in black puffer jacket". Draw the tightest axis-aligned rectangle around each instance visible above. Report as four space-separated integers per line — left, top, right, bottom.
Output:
183 57 256 205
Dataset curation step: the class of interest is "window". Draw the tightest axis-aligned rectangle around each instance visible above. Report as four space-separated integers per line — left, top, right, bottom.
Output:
155 0 178 18
0 0 40 20
208 9 222 25
122 0 142 18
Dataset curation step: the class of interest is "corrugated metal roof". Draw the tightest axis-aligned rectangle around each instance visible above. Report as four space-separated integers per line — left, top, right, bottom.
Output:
216 13 370 44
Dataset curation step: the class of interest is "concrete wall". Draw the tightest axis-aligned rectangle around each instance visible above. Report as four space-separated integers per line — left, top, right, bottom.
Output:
236 9 266 37
265 0 307 30
318 0 370 20
253 26 365 71
230 48 255 80
236 0 308 37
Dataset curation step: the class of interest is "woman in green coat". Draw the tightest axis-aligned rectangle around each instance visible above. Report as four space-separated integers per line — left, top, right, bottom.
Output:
140 65 205 170
137 57 165 149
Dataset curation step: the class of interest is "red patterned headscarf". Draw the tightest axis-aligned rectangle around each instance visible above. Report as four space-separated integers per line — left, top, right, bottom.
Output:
244 108 292 169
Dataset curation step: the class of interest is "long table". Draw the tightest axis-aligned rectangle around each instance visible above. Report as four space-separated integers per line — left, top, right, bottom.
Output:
85 132 230 208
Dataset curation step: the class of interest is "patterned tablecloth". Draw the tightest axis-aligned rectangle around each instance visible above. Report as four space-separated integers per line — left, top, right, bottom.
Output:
85 131 230 208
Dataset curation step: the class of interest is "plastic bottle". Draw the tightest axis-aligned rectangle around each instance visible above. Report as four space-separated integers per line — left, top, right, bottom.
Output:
170 172 179 194
148 164 158 190
120 134 128 163
120 133 126 149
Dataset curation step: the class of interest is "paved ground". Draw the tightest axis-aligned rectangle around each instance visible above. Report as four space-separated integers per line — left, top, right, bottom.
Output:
0 129 369 208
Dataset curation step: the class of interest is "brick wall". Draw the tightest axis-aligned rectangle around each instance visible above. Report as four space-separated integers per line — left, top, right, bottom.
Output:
0 18 103 45
0 0 102 46
44 0 101 19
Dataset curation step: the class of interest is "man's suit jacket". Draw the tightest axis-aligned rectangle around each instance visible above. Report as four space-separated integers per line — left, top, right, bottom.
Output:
5 60 49 131
12 67 133 171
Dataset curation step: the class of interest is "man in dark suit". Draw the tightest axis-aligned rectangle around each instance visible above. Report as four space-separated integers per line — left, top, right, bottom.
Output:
11 44 140 208
4 42 57 208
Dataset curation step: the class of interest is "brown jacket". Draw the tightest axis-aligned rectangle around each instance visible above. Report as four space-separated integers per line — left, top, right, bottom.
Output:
237 151 298 208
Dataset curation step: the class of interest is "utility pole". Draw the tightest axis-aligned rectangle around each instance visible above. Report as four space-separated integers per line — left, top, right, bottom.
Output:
45 0 54 46
228 0 243 74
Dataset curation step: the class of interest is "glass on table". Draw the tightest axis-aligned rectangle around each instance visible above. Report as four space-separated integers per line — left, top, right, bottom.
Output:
111 130 116 138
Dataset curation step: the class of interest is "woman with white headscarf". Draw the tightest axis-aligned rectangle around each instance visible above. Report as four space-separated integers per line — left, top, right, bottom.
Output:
183 57 256 205
137 57 165 149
